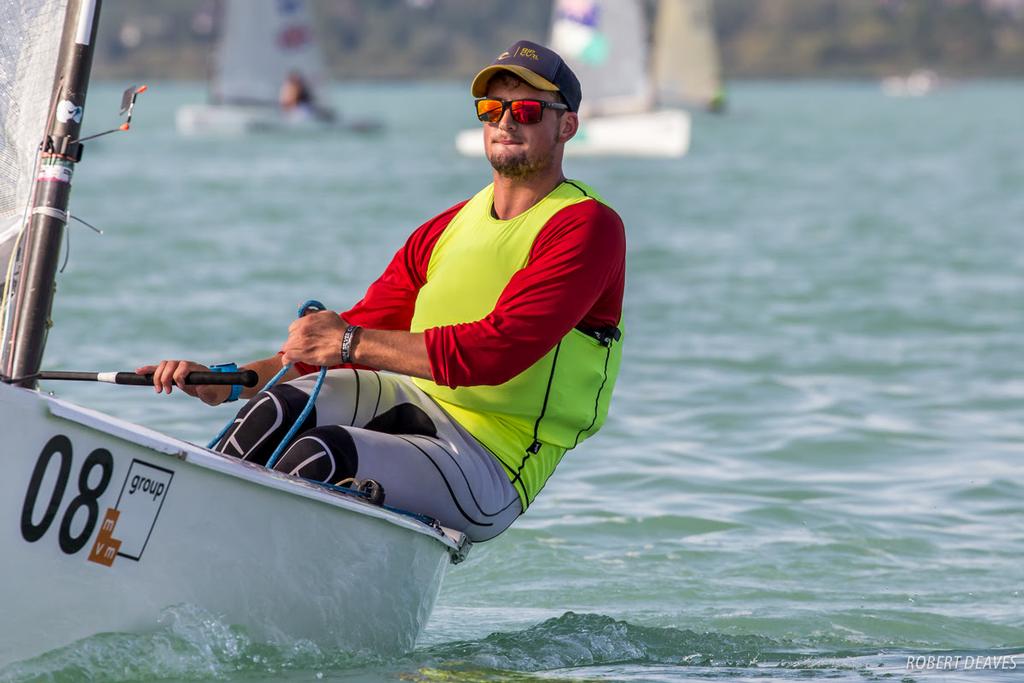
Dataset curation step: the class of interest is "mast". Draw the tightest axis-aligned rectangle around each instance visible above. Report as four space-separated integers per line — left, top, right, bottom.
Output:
3 0 102 388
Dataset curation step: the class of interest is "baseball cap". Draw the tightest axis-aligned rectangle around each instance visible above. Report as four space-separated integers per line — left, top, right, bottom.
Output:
471 40 582 113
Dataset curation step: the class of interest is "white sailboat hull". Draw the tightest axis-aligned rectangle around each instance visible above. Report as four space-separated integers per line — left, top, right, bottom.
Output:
176 104 383 136
176 104 333 136
0 382 465 667
455 109 691 159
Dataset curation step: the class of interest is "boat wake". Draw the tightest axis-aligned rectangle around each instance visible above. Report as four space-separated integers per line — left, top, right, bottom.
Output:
0 604 371 682
3 609 1020 682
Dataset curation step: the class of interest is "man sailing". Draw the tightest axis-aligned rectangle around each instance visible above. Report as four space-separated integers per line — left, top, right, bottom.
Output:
142 41 625 542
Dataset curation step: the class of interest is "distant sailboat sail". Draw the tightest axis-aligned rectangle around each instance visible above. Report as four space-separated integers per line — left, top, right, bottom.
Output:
211 0 327 106
0 0 69 361
454 0 692 157
550 0 651 116
651 0 725 111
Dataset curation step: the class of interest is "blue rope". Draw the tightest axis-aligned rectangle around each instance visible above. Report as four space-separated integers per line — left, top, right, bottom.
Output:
206 299 443 532
207 299 327 455
264 364 326 469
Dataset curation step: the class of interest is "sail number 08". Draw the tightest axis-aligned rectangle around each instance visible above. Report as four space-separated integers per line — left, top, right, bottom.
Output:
20 434 114 554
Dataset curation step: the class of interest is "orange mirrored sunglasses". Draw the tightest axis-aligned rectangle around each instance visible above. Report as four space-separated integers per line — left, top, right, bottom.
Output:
475 97 569 125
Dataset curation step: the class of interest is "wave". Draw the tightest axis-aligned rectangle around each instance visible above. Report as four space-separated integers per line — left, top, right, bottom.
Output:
2 608 1020 682
0 604 371 683
415 611 787 670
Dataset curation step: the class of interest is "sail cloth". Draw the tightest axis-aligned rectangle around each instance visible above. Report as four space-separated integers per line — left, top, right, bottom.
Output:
549 0 652 117
0 0 68 357
652 0 723 109
212 0 328 106
0 0 68 271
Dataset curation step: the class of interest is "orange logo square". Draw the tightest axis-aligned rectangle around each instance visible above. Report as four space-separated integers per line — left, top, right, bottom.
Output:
88 508 123 567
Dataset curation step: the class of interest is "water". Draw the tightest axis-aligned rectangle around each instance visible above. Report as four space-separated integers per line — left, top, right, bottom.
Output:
3 81 1023 681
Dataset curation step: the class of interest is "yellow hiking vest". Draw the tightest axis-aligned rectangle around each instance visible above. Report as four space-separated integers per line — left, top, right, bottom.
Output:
410 181 623 509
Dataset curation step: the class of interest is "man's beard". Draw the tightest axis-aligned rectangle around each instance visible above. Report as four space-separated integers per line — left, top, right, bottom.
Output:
488 145 556 181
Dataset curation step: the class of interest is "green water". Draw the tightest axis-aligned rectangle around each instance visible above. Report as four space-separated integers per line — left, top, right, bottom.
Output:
2 81 1023 682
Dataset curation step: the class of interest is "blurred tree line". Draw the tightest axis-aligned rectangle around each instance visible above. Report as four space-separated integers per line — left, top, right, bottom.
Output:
715 0 1024 76
93 0 1024 80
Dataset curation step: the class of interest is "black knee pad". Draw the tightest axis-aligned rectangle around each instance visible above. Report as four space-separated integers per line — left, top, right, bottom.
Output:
214 384 317 465
365 403 437 438
273 426 358 484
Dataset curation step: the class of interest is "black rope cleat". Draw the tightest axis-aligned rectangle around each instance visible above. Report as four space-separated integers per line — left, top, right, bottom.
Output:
357 479 385 506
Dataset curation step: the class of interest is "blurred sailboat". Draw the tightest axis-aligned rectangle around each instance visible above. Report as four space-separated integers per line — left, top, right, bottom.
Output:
881 69 940 97
652 0 726 113
177 0 379 135
457 0 724 158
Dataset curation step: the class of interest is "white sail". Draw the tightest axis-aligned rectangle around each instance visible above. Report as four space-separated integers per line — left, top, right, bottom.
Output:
652 0 724 110
0 0 69 362
212 0 327 106
549 0 651 116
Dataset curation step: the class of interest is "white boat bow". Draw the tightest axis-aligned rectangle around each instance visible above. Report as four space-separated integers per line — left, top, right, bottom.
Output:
1 381 468 666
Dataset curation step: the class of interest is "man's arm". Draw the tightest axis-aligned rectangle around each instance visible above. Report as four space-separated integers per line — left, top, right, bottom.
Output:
345 200 467 329
141 201 466 399
350 329 431 379
281 314 431 380
239 355 301 398
287 201 464 377
137 354 300 404
424 200 625 388
282 201 624 388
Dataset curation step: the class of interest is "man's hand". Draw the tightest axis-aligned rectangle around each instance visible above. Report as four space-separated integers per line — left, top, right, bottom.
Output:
136 360 232 405
281 310 347 367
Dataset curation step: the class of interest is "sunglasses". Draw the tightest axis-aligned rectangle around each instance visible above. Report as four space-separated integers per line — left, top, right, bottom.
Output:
475 97 569 125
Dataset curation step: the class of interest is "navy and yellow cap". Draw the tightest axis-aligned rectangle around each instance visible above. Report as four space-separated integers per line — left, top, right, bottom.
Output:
471 40 582 113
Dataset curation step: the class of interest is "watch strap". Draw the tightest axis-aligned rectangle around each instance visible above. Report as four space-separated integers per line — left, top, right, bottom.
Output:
209 362 243 402
341 325 361 365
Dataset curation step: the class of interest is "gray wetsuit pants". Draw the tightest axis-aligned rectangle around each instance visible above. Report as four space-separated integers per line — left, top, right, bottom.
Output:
213 369 521 542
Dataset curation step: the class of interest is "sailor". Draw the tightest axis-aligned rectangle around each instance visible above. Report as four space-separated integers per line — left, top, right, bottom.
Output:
279 70 332 121
141 40 625 542
279 71 311 110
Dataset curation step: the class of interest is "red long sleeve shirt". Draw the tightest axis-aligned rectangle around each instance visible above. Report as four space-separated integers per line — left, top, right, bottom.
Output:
296 195 625 388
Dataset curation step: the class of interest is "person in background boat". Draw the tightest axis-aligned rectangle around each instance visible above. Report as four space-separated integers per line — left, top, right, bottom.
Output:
140 40 625 543
279 70 333 122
